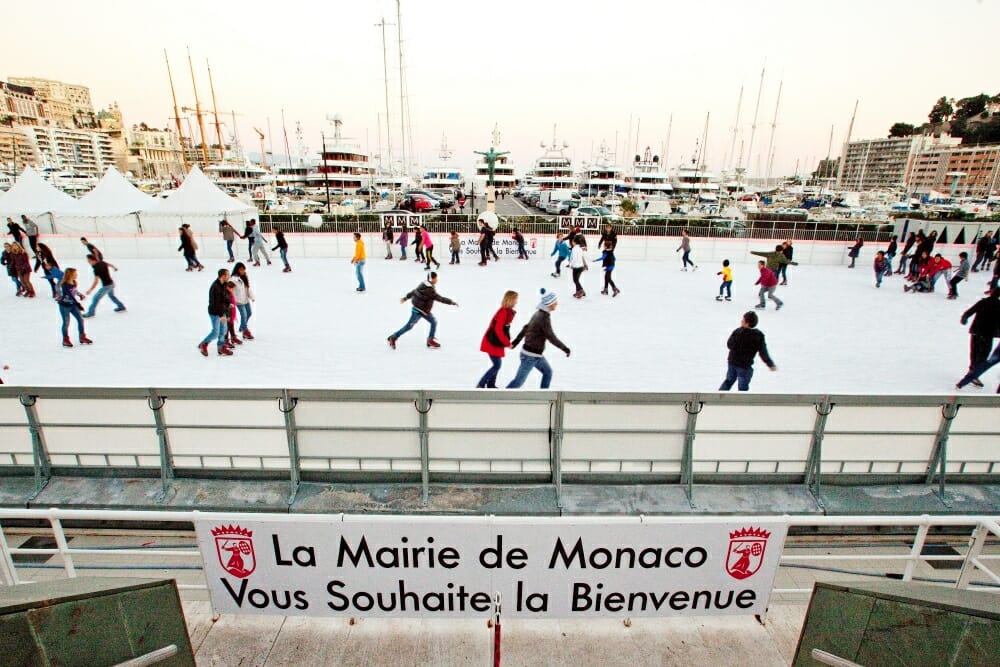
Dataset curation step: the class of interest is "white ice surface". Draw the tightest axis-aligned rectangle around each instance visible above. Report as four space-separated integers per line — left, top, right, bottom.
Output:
0 251 996 394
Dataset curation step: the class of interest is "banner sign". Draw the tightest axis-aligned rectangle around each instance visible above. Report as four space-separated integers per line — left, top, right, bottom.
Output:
196 518 787 619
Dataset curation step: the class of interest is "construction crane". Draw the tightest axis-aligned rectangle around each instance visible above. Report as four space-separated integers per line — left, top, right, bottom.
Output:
253 128 266 168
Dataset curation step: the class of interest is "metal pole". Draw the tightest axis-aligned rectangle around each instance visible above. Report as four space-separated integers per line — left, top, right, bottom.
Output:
551 393 565 508
280 389 301 505
416 391 432 506
681 399 702 506
806 398 833 500
20 393 50 501
926 398 959 500
147 389 173 503
322 132 330 213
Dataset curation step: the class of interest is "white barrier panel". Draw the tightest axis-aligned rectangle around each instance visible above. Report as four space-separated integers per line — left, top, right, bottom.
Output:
195 516 787 618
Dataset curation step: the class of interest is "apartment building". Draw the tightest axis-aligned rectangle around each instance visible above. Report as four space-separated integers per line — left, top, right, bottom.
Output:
908 143 1000 197
837 134 961 191
128 126 184 179
26 125 114 176
8 76 94 128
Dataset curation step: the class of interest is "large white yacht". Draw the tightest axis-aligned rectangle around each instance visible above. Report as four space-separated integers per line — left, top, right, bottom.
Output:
624 146 673 197
420 134 465 196
526 127 576 190
472 125 518 194
672 151 721 201
578 141 625 196
203 161 274 194
305 114 375 193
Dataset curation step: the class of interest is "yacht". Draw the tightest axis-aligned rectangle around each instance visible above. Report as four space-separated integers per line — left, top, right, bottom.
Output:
472 125 518 195
305 114 375 194
39 167 98 196
203 161 274 195
272 161 312 190
624 146 673 197
526 127 576 191
672 156 721 201
420 135 466 196
578 141 625 196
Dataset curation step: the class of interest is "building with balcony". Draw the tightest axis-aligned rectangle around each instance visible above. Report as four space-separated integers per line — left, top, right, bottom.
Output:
8 76 94 129
26 125 114 176
837 134 960 191
127 125 184 180
908 143 1000 197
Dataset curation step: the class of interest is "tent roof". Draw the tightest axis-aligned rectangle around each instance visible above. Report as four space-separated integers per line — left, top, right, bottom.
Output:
73 167 156 215
0 166 79 216
146 165 255 216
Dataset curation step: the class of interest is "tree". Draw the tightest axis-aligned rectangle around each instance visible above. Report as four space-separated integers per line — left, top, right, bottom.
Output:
928 96 954 124
888 122 915 137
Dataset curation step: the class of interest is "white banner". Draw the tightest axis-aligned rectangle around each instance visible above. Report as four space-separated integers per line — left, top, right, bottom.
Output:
196 517 787 618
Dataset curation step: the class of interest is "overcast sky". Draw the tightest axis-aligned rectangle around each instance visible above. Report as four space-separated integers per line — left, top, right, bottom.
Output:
3 0 998 179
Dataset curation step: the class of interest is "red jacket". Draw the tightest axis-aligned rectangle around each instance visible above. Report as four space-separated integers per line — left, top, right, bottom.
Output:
480 307 516 357
756 266 778 288
927 258 952 276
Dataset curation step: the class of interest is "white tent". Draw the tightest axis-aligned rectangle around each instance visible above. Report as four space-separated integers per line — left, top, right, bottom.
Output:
54 167 157 234
0 166 79 233
141 165 256 233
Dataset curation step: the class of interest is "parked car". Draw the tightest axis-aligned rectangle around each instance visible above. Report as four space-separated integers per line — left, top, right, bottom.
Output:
400 193 439 212
546 199 580 215
406 189 455 206
574 205 620 221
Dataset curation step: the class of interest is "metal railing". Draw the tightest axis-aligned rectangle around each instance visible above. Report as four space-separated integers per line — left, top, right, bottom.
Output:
0 388 998 509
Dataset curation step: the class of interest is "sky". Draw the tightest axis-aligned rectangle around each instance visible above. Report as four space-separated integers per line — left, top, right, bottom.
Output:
3 0 999 180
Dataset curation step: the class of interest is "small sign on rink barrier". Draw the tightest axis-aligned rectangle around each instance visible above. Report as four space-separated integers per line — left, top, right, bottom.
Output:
560 216 601 230
196 517 788 619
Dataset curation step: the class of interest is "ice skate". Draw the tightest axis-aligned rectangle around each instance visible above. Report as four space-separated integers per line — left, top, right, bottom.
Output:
230 336 243 345
780 280 787 285
775 303 783 311
62 336 73 348
725 296 731 301
716 295 724 301
79 334 93 345
601 289 608 295
972 379 984 388
612 288 620 297
387 336 397 349
426 338 441 349
283 267 291 273
218 345 233 356
198 342 209 356
114 307 126 313
242 330 254 340
755 304 765 309
253 261 260 267
551 272 560 278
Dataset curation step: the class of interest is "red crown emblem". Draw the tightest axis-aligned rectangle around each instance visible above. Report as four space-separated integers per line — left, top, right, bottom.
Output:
212 524 253 538
729 527 771 540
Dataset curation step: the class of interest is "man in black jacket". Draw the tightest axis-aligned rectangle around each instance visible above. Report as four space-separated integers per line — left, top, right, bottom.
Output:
719 311 777 391
387 272 458 349
506 289 571 389
198 269 232 357
958 288 1000 387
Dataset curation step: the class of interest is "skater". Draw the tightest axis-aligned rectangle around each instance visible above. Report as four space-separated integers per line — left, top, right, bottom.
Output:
232 262 255 340
224 280 241 348
550 232 570 277
351 232 366 292
412 226 425 264
178 224 204 271
382 220 394 259
676 229 697 271
596 241 620 296
273 230 291 272
198 269 233 356
421 226 440 270
776 240 793 285
874 250 889 288
512 228 528 259
398 226 409 260
1 243 20 296
79 237 103 262
958 288 1000 388
716 259 733 301
947 252 970 299
219 219 238 262
718 311 777 391
884 235 898 276
751 244 797 275
247 220 272 266
32 240 57 273
387 271 458 349
476 290 518 388
569 235 588 298
10 243 33 297
82 253 126 317
243 221 254 261
896 232 917 274
847 236 863 268
506 289 571 389
22 215 39 256
754 260 783 310
448 231 461 264
598 223 618 251
6 217 25 246
956 338 1000 390
56 267 93 348
477 221 490 266
486 222 500 261
40 258 63 299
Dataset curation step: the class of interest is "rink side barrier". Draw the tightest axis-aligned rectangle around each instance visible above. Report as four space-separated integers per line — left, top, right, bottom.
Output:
0 388 997 508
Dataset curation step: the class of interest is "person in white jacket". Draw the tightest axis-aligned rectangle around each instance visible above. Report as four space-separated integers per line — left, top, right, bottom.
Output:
569 236 588 298
232 262 256 340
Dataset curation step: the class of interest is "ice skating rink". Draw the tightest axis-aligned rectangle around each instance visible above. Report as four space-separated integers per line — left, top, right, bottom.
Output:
0 249 994 394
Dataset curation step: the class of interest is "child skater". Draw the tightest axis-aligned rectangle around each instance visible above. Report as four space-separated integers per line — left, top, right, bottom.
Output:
272 230 291 272
382 220 394 260
716 259 732 301
513 228 528 259
232 262 255 340
676 229 697 271
397 226 409 260
225 280 241 348
506 289 571 389
412 227 425 264
569 235 588 298
874 250 889 288
421 226 440 270
57 267 93 348
551 232 570 277
596 241 620 296
448 231 461 265
387 272 459 349
947 251 970 300
476 290 518 388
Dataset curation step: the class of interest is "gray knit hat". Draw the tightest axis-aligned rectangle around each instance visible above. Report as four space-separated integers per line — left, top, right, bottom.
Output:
537 288 558 310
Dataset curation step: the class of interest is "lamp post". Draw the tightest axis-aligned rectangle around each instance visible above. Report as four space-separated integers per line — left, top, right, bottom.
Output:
321 131 331 213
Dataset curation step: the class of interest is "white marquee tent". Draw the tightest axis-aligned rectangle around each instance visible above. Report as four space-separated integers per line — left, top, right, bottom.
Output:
141 165 256 233
0 166 79 232
52 167 157 234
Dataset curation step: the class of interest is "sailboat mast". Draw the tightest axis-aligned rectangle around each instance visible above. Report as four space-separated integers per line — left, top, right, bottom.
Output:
376 18 393 174
764 80 782 185
164 50 189 173
281 109 293 169
698 112 710 173
744 67 765 181
187 48 210 165
206 60 225 162
663 113 673 169
726 85 743 173
396 0 408 176
836 100 858 188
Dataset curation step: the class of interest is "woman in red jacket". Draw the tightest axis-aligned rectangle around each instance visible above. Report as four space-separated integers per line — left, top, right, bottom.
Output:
476 290 518 388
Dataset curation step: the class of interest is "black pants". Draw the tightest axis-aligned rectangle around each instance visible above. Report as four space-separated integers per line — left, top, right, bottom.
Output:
948 275 963 297
424 246 439 268
572 267 585 293
480 242 490 264
971 334 994 371
603 269 617 291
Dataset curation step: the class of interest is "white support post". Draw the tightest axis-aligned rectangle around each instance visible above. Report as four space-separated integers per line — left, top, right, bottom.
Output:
49 516 76 578
956 523 990 589
902 522 930 581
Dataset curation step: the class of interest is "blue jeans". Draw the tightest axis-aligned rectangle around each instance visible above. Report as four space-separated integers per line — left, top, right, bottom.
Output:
226 239 234 260
875 268 887 286
477 355 503 388
392 308 436 341
237 303 252 332
85 285 125 316
885 253 895 273
681 250 694 268
279 247 290 269
719 363 753 391
200 314 228 347
719 280 732 298
8 275 20 293
957 342 1000 388
930 269 950 290
355 260 366 290
399 243 407 259
506 352 553 389
59 304 85 337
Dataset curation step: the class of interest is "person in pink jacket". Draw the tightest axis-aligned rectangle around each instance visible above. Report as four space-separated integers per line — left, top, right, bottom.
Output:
754 260 783 310
420 226 440 270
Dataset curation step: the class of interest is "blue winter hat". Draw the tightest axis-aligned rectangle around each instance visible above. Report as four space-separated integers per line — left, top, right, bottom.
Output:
537 288 558 310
